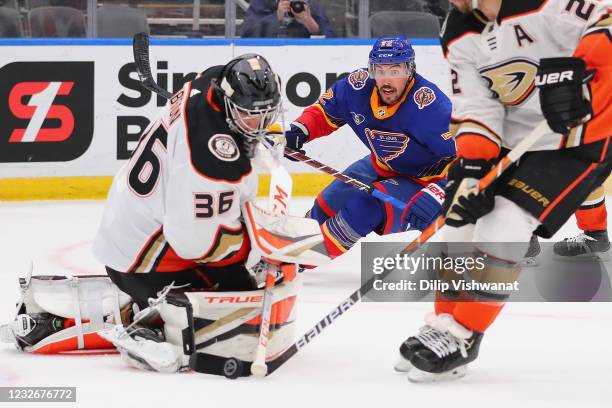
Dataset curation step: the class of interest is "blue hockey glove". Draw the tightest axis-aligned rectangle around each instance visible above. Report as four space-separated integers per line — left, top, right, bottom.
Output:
401 182 446 231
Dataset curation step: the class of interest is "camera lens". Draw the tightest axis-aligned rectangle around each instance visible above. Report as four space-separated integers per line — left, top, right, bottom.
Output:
290 1 305 13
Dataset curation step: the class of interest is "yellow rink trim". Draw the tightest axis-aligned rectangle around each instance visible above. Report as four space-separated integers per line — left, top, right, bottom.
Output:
0 174 334 201
3 174 612 201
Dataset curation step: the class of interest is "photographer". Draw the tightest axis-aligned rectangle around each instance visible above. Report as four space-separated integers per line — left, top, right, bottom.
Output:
241 0 336 38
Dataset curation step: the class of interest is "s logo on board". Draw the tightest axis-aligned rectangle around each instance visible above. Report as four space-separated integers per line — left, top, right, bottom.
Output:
0 62 94 162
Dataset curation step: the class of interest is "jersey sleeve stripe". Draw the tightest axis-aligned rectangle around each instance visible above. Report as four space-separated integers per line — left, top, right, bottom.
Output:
450 118 502 145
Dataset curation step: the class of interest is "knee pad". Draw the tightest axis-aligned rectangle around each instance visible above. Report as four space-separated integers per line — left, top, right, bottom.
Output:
1 273 131 354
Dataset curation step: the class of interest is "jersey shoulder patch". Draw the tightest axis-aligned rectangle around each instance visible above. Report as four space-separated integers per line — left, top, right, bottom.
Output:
441 8 487 56
347 68 370 90
208 134 241 162
184 77 252 183
413 86 437 110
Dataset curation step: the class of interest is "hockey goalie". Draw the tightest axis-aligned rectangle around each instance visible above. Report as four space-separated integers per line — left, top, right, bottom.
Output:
1 53 330 377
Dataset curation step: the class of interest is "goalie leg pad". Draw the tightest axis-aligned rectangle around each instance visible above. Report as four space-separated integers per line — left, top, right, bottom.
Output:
157 275 301 376
1 274 131 354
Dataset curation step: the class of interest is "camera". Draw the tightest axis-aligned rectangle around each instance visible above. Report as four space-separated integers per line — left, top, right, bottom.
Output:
289 0 306 15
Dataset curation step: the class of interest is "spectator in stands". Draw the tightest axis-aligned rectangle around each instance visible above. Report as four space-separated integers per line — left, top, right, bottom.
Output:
241 0 335 38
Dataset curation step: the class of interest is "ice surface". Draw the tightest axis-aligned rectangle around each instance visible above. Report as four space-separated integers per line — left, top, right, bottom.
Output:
1 198 610 408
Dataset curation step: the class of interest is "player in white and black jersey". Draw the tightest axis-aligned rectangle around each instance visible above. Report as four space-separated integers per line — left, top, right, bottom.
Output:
93 54 282 306
395 0 612 382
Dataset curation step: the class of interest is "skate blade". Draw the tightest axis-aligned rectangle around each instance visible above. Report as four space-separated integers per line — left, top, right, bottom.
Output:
393 356 413 373
407 365 467 383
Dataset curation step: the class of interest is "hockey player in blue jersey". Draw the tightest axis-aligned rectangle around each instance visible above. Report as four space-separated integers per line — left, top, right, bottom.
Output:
284 35 455 257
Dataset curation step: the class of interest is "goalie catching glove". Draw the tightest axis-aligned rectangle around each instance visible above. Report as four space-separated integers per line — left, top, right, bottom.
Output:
443 158 496 227
536 57 594 135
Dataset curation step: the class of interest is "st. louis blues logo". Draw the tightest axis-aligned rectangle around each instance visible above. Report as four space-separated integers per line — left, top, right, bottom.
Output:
351 112 365 125
414 86 436 109
364 128 409 167
348 69 369 90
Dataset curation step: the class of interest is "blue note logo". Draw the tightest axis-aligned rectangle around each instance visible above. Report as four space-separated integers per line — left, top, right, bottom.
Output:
364 128 409 168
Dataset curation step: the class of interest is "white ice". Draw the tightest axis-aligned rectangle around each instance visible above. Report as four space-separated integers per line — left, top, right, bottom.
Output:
1 198 611 408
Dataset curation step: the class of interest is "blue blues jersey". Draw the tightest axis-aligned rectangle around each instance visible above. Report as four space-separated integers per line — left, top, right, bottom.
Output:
315 69 455 180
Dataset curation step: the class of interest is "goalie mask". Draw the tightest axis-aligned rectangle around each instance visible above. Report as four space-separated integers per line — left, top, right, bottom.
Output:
213 54 282 156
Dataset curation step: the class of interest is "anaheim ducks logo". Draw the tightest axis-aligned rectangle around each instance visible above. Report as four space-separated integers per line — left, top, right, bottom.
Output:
348 69 369 90
480 58 538 106
413 87 436 109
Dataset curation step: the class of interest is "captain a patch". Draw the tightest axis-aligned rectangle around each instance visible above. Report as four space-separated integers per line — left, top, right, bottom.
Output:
414 86 436 109
208 134 240 162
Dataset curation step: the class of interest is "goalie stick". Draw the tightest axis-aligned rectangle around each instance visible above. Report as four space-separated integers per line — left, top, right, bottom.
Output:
133 32 173 100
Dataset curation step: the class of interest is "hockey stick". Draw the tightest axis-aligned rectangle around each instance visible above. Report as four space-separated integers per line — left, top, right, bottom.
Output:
133 32 173 99
284 148 410 210
132 32 410 212
265 120 551 376
251 163 294 377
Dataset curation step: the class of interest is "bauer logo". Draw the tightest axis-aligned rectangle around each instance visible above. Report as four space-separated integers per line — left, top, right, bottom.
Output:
0 61 94 162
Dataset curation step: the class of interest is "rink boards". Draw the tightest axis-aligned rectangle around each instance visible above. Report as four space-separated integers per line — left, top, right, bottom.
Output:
0 38 448 200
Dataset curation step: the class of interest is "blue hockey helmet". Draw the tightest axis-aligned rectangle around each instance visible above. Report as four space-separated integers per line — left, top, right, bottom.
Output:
368 35 416 80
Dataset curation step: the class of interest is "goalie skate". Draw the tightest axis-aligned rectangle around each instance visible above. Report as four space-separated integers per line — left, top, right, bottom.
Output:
99 324 185 373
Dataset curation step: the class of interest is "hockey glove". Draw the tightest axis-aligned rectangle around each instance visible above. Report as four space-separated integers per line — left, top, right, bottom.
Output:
284 122 309 150
443 158 496 228
536 57 594 135
400 182 446 231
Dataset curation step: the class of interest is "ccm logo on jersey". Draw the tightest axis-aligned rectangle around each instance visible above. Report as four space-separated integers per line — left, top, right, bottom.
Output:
535 71 573 86
0 61 94 163
413 87 436 109
208 134 240 161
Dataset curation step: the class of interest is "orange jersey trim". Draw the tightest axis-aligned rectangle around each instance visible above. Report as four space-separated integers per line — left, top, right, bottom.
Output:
369 78 414 120
574 32 612 144
456 134 501 160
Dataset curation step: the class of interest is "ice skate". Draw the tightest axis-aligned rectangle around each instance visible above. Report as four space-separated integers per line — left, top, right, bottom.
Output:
396 313 483 382
553 230 610 261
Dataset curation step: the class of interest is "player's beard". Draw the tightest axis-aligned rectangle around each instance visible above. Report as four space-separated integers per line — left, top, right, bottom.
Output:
379 85 401 105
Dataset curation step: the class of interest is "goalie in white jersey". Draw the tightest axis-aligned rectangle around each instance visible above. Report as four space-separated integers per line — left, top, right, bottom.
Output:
395 0 612 382
93 54 282 305
0 54 308 374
